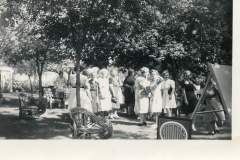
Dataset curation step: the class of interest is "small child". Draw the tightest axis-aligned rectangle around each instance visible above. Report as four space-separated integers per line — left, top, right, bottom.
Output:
175 89 183 117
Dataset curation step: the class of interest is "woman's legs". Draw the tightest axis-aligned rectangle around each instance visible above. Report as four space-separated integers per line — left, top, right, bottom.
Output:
166 108 172 117
151 113 158 128
214 122 220 131
139 114 144 124
191 116 197 131
143 114 147 123
172 108 178 117
191 103 207 131
113 109 119 118
128 104 134 115
108 110 114 119
208 121 215 135
126 104 129 115
138 113 147 125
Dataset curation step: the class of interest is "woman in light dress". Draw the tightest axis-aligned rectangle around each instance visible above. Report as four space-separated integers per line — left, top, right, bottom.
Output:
109 69 122 119
68 68 92 112
149 69 163 128
161 70 176 117
134 67 151 126
97 69 112 118
89 72 101 115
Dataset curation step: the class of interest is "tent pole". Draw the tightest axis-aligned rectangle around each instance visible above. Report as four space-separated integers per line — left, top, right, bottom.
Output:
190 73 213 120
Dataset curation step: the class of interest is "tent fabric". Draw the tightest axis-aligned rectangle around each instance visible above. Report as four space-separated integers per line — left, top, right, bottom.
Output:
209 64 232 118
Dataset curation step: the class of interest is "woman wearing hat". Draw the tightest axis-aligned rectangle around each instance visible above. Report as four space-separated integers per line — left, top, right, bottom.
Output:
134 67 151 126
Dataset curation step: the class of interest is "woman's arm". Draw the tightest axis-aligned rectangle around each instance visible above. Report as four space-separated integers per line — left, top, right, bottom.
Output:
138 77 147 89
109 83 116 97
118 77 123 87
96 83 100 104
206 84 219 96
160 81 164 97
169 80 175 100
192 82 197 91
180 82 188 105
85 83 92 101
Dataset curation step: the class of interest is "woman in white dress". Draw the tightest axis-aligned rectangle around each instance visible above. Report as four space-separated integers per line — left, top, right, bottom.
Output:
109 69 122 119
98 69 113 118
161 70 176 117
68 69 92 112
134 67 151 126
149 70 163 128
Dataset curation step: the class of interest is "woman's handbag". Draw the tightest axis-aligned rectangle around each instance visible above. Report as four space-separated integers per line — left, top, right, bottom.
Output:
111 96 118 103
168 85 173 95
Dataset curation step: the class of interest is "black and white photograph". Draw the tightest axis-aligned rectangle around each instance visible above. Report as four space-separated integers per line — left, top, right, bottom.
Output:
0 0 238 159
0 0 233 140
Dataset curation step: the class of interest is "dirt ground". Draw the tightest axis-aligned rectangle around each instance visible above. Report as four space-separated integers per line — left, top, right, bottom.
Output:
0 93 231 140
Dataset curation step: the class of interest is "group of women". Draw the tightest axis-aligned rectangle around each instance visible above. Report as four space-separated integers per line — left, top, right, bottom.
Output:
68 67 123 119
66 66 226 134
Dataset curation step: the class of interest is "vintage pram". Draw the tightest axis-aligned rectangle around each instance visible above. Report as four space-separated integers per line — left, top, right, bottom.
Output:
69 107 113 139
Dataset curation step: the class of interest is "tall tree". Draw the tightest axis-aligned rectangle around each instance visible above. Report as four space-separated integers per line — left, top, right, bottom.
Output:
1 0 68 98
41 0 120 107
14 60 37 96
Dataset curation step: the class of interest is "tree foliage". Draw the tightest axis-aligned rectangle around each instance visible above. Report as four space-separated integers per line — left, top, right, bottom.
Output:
0 0 232 93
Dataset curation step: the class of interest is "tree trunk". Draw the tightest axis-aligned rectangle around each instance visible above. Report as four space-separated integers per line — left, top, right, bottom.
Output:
76 53 80 107
36 54 45 99
38 72 43 99
28 75 33 97
67 69 71 86
172 57 177 83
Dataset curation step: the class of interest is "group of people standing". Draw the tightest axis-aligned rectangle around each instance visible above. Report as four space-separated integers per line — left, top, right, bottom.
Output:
67 66 196 126
55 65 225 135
68 67 123 119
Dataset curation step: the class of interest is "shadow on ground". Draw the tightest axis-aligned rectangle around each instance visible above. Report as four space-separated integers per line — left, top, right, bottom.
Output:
1 98 19 108
0 93 232 140
0 112 72 139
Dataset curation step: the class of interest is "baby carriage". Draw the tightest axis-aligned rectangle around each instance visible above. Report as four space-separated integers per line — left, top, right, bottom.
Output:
69 107 113 139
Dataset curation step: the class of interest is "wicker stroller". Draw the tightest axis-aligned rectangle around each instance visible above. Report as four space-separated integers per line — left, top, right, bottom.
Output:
70 107 113 139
